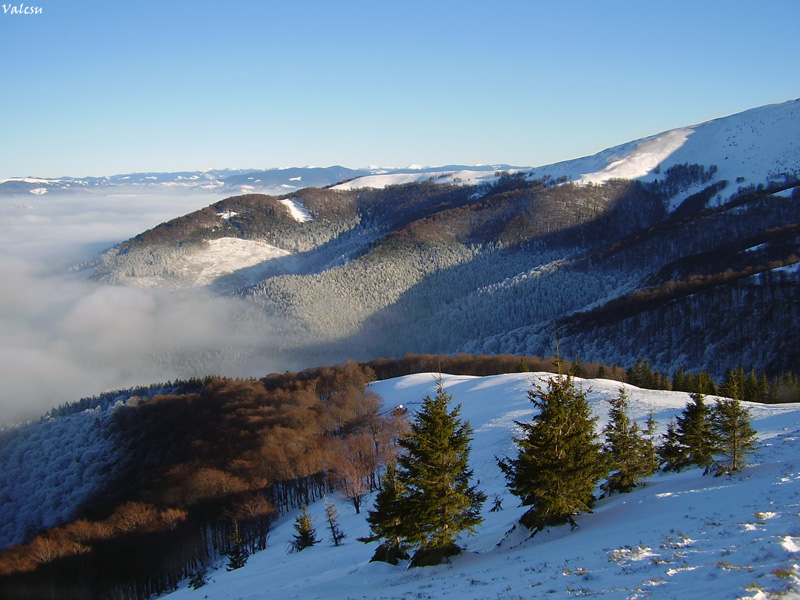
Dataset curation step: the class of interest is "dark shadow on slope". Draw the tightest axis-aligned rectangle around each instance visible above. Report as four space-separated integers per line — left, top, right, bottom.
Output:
289 182 800 377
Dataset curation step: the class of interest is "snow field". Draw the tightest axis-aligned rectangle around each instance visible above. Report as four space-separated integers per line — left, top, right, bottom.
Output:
177 238 291 287
163 372 800 600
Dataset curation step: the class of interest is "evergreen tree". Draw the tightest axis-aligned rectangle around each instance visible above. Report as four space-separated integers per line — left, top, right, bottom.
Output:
743 370 759 403
696 371 718 395
363 461 410 564
602 388 658 494
710 398 758 476
498 373 606 532
224 521 249 571
678 393 716 468
657 418 684 470
397 379 485 565
364 379 485 566
289 506 319 553
571 356 584 378
672 367 688 392
324 498 346 546
720 367 743 400
643 409 660 475
659 393 716 471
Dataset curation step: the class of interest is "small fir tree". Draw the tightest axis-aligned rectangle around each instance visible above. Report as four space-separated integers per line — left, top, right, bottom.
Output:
289 506 319 553
677 393 716 469
602 388 658 494
658 393 716 471
188 568 209 589
643 409 660 475
363 461 410 564
324 497 346 547
224 521 249 571
720 368 743 400
571 356 583 378
498 373 606 532
657 418 685 470
709 398 758 476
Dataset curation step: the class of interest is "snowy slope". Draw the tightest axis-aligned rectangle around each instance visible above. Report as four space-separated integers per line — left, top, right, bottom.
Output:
163 372 800 600
333 100 800 210
529 99 800 208
173 238 291 288
331 167 517 191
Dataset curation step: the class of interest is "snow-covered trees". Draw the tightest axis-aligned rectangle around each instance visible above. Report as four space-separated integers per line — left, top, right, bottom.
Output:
365 380 485 566
498 373 606 532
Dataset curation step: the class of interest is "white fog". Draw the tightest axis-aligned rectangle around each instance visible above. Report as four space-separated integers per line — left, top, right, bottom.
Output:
0 191 293 425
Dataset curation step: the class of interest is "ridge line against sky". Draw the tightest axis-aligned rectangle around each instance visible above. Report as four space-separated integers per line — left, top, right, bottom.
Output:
1 0 798 180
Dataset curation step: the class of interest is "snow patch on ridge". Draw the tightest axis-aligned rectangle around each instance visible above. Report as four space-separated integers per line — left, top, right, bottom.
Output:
577 128 694 185
331 169 511 191
178 238 291 286
279 198 312 222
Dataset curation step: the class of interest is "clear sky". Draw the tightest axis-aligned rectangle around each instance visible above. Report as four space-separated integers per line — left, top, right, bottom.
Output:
1 0 798 179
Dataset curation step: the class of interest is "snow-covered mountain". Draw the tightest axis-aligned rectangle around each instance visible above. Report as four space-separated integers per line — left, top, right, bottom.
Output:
151 372 800 600
82 100 800 378
335 99 800 208
0 164 522 197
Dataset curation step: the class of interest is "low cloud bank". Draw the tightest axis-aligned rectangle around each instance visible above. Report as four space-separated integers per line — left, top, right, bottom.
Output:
0 192 294 425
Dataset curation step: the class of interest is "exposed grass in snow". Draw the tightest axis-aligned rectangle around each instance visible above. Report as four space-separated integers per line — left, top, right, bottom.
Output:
162 373 800 600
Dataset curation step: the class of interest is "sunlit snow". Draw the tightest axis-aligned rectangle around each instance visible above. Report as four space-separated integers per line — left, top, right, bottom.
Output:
160 372 800 600
178 238 291 286
577 128 694 185
279 198 312 222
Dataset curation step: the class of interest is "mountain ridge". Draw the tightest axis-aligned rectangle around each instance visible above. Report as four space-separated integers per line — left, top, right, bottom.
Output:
82 99 800 378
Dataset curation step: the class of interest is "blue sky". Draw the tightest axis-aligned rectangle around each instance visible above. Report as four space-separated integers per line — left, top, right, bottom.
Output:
1 0 798 179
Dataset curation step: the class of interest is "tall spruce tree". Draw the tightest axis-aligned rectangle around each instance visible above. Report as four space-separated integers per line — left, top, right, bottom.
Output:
398 379 485 565
365 379 485 566
710 398 758 476
498 373 606 532
602 388 658 494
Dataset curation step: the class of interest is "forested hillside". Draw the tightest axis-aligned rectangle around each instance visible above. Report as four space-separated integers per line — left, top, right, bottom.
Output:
84 100 800 379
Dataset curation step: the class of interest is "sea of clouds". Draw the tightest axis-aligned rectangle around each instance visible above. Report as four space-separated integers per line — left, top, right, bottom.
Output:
0 191 295 425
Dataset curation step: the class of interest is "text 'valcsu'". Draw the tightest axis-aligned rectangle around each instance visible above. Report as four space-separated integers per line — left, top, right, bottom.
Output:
3 3 43 14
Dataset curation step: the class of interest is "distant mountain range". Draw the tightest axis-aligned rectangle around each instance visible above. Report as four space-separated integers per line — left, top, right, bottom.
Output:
0 164 521 197
82 99 800 377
